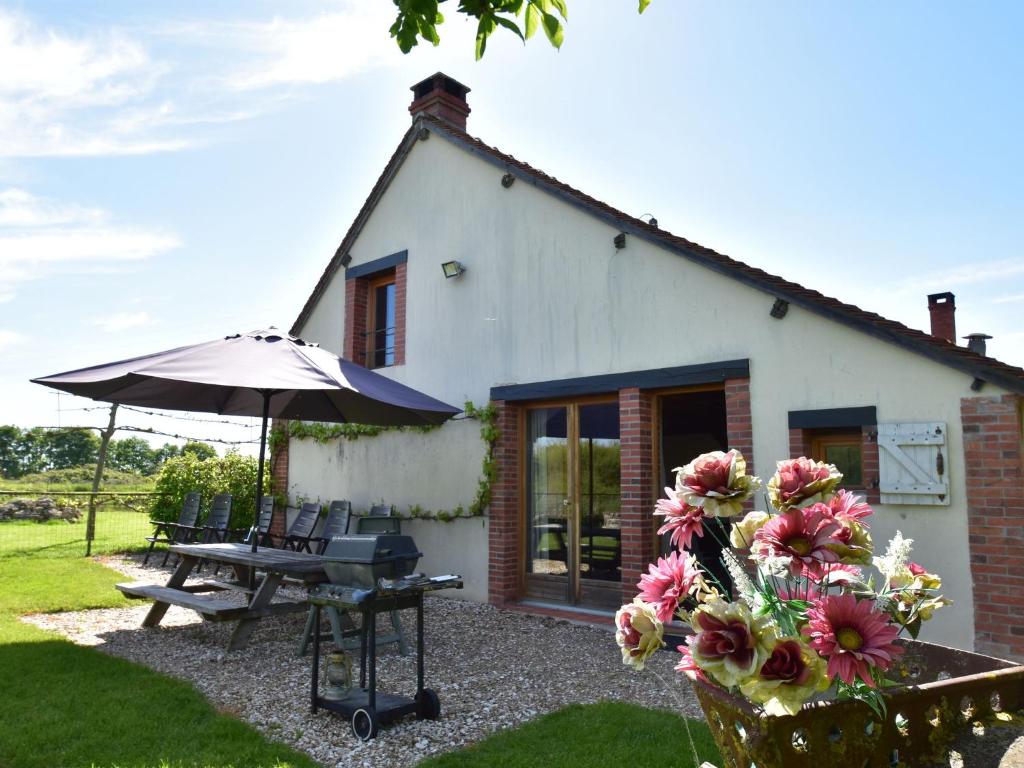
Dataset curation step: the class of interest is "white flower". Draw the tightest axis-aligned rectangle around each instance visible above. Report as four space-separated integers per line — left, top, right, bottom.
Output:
722 548 760 609
762 553 794 578
872 530 914 582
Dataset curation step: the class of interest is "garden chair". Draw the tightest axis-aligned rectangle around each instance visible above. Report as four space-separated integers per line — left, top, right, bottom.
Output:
243 496 277 547
196 494 241 574
355 504 400 534
143 492 202 567
280 502 322 552
310 500 352 554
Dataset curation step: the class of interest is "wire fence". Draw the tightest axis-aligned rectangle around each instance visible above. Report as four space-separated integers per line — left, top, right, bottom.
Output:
0 491 157 558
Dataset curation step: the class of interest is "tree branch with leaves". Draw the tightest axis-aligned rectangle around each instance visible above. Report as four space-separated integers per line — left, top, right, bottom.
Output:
391 0 652 60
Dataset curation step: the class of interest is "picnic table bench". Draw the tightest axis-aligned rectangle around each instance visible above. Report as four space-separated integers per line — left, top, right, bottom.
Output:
117 542 328 651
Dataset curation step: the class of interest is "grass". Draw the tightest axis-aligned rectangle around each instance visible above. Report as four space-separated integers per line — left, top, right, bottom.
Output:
0 536 319 767
415 701 719 768
0 508 153 559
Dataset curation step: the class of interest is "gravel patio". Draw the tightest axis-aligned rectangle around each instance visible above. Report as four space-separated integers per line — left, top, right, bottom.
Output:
25 554 702 768
23 554 1024 768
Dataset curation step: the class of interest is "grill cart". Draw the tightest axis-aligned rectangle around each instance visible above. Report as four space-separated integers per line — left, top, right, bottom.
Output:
308 534 462 740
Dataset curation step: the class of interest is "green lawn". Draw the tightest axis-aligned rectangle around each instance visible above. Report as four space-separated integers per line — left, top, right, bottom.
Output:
415 701 719 768
0 547 319 767
0 486 717 768
0 508 153 559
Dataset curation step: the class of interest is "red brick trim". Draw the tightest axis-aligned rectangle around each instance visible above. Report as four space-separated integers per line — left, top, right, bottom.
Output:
488 400 521 606
788 424 880 504
724 377 755 516
343 277 369 366
394 262 407 365
962 394 1024 660
620 387 656 603
268 418 289 540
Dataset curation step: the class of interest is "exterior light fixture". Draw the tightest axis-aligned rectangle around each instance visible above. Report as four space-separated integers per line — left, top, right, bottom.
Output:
770 298 789 319
613 233 627 250
501 172 515 188
339 252 352 268
441 260 465 279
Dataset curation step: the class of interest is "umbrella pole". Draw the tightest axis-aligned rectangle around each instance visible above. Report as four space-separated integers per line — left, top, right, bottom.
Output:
252 391 272 554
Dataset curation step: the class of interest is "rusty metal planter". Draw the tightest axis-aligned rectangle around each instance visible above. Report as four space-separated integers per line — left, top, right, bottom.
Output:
686 639 1024 768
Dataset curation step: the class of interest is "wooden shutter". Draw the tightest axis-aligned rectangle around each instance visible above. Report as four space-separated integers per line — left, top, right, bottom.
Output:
878 422 950 505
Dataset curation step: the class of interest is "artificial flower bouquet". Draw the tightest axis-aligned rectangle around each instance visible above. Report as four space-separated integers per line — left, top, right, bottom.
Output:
615 450 951 716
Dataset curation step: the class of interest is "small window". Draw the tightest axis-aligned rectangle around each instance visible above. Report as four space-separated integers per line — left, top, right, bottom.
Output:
367 275 396 368
810 430 863 487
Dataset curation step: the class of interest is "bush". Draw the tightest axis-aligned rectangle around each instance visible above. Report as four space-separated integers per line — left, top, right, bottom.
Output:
8 465 152 490
150 452 269 530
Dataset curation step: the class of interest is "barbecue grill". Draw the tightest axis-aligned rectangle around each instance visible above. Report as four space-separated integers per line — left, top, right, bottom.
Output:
321 534 422 587
308 532 462 740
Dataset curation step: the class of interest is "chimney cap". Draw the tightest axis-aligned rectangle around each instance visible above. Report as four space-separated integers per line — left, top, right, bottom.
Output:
964 333 993 341
410 72 471 100
928 291 956 305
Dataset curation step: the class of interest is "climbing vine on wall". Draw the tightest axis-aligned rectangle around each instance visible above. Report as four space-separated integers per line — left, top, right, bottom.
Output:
272 401 498 523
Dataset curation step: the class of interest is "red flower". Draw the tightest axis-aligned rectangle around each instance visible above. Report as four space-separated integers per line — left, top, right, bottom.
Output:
654 487 705 550
752 508 841 578
637 551 702 623
802 594 903 687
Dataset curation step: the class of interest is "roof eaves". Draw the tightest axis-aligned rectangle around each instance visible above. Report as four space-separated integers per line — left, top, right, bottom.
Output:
290 123 423 335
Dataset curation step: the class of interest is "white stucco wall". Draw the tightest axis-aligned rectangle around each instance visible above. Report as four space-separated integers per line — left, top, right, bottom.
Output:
293 127 1011 649
286 418 490 602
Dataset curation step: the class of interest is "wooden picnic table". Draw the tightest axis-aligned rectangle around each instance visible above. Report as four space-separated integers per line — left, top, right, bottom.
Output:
117 542 328 651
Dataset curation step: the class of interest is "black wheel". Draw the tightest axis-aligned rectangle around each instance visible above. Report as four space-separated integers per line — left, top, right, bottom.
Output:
352 707 378 741
416 688 441 720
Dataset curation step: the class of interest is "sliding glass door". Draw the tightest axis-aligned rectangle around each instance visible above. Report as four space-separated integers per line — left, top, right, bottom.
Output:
525 401 621 608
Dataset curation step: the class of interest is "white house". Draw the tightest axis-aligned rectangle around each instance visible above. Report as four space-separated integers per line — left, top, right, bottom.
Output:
278 73 1024 659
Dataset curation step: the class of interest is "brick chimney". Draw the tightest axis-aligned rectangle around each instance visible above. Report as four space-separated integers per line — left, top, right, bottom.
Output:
927 292 956 343
409 72 470 130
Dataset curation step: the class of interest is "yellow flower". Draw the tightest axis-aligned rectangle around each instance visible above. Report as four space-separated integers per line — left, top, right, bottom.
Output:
739 636 829 716
615 599 665 671
729 510 770 549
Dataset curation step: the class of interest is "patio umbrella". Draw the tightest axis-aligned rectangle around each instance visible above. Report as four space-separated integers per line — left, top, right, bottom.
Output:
31 328 461 551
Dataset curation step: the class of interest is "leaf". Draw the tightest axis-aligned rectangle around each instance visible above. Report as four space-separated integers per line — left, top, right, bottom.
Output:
494 14 525 41
548 0 568 19
639 0 652 12
524 3 540 38
541 11 564 48
905 615 922 639
475 14 497 60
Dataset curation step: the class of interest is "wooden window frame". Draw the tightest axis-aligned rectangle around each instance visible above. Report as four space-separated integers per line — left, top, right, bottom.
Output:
366 271 396 369
809 429 865 489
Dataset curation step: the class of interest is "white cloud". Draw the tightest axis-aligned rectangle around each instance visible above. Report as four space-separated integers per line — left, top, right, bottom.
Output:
0 5 403 158
0 188 179 300
0 10 190 157
217 6 397 90
93 311 154 332
992 292 1024 305
892 258 1024 296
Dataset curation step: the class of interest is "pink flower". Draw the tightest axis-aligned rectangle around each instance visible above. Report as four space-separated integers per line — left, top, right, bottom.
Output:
802 594 903 687
759 639 815 686
614 599 665 670
675 450 758 517
687 600 773 687
805 562 864 585
752 508 841 578
825 489 873 522
654 487 706 550
767 457 842 510
908 562 927 576
637 551 702 623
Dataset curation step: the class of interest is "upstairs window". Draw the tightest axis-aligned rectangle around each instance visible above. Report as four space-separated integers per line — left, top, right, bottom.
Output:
368 273 396 368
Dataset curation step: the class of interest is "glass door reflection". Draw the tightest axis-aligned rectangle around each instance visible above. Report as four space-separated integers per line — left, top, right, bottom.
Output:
526 407 570 602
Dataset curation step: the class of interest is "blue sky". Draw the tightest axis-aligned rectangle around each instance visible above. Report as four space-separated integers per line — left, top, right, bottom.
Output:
1 1 1021 452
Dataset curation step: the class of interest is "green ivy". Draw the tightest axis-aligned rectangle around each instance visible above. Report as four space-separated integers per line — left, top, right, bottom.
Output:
278 401 499 523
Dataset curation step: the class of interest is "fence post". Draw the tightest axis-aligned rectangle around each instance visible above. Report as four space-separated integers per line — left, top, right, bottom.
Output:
86 403 118 556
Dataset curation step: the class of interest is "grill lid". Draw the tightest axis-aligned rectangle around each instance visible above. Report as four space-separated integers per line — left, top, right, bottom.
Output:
323 534 421 564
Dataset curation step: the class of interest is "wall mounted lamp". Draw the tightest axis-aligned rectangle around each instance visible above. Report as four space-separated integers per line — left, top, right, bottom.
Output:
441 260 466 279
613 232 627 250
501 172 515 188
770 298 789 319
